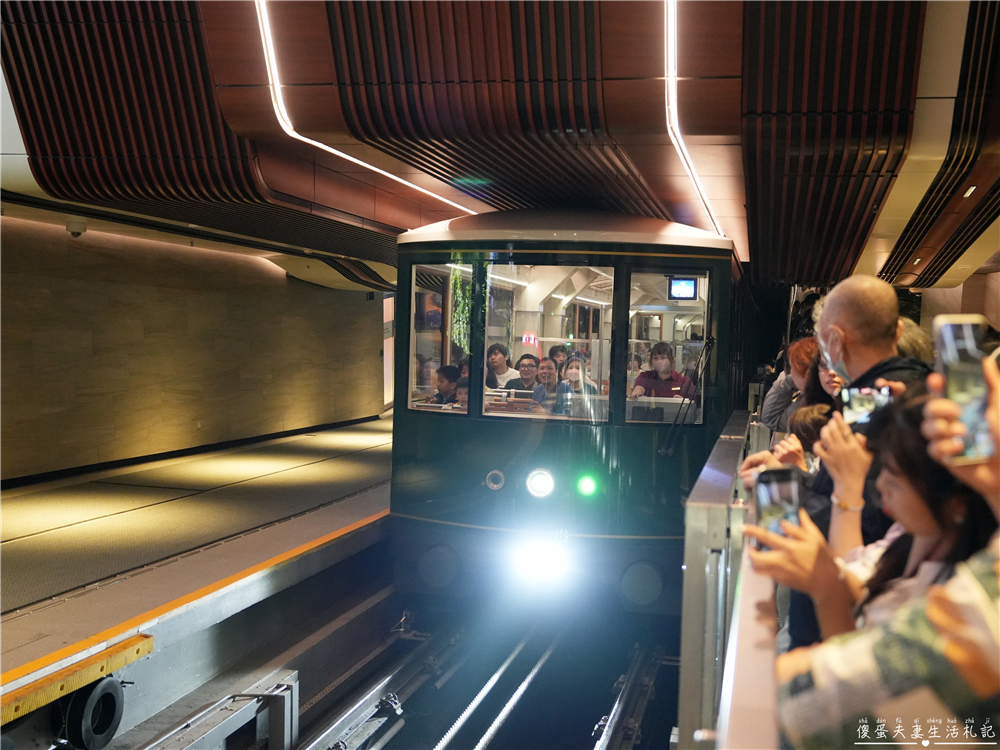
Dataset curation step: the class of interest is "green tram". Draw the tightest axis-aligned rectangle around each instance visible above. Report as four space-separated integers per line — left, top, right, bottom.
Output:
391 210 738 615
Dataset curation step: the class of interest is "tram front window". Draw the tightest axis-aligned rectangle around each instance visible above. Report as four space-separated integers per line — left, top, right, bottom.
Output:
627 271 708 424
483 263 613 421
408 264 471 412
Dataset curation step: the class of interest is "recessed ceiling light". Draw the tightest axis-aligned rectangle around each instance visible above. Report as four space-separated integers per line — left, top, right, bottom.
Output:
912 258 921 265
963 186 977 198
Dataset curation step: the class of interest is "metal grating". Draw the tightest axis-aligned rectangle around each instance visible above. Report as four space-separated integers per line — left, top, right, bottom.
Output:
742 1 924 285
326 1 669 219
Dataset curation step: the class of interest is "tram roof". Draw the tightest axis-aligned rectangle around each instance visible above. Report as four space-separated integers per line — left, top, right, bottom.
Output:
397 210 736 252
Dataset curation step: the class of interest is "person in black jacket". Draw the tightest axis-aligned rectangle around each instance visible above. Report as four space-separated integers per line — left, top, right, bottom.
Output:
787 275 932 649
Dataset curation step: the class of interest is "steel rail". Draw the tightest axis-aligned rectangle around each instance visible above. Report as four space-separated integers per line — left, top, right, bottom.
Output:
432 626 536 750
472 630 564 750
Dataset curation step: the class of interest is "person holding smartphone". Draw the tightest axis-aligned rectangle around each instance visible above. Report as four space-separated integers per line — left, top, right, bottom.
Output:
744 397 996 638
771 357 1000 750
784 275 932 648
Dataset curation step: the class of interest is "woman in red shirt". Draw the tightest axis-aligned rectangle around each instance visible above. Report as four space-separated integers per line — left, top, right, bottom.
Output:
629 341 695 399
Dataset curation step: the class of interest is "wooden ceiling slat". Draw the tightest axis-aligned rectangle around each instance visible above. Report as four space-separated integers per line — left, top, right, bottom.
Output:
1 0 399 269
743 1 922 284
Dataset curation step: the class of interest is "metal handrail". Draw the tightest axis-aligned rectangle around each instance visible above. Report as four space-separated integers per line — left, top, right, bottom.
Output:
676 410 755 749
715 507 778 749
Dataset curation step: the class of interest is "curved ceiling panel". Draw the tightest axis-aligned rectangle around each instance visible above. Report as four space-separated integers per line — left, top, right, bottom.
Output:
324 1 669 218
743 1 924 285
878 1 1000 287
0 0 400 268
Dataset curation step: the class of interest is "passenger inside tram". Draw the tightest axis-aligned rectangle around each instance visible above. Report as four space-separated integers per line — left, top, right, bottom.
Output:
454 377 469 412
486 343 517 388
506 354 540 390
429 365 460 405
548 344 569 374
563 356 597 395
629 341 696 399
529 357 573 415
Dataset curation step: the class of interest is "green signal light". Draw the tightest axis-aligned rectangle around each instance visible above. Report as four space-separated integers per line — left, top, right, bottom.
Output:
577 476 597 496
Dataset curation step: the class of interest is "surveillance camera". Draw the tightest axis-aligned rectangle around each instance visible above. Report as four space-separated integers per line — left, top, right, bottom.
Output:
66 219 86 238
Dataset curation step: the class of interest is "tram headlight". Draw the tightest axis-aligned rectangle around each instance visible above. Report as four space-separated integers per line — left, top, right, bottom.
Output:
525 469 554 498
512 539 570 582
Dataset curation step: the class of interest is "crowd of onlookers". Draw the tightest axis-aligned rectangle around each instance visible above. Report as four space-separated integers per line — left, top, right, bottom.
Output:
740 275 999 747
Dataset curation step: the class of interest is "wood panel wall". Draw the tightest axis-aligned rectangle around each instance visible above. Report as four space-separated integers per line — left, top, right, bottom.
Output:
1 217 385 480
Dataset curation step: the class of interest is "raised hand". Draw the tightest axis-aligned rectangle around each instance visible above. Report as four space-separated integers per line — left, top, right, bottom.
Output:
774 434 807 471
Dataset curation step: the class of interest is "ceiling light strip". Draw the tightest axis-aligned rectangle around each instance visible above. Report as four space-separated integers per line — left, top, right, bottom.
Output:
664 0 725 237
253 0 476 217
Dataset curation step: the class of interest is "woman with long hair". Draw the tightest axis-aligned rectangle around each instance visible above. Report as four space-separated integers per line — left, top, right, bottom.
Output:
563 356 596 395
744 395 996 639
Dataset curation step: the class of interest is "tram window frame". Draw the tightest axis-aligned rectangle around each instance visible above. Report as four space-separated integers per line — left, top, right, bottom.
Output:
626 269 710 425
482 262 614 422
407 263 473 415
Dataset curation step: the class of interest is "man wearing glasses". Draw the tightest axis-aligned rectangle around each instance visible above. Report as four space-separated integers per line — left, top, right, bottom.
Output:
506 354 541 391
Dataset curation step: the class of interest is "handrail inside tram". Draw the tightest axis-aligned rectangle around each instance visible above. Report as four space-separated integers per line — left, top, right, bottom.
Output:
676 409 777 749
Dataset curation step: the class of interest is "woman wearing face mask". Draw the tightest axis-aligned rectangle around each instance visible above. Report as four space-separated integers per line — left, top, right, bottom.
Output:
744 395 997 639
529 357 573 415
563 356 597 395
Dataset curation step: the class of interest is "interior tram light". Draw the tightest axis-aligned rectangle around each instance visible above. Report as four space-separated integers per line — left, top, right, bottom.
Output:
577 476 597 496
525 469 555 498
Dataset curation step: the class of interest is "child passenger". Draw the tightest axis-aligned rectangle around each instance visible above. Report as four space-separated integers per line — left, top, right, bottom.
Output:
429 365 461 404
455 377 469 411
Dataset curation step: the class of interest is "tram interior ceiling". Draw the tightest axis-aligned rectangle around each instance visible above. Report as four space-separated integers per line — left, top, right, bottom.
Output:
1 2 1000 749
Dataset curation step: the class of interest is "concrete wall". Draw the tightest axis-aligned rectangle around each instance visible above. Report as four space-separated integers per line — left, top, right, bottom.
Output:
1 217 384 480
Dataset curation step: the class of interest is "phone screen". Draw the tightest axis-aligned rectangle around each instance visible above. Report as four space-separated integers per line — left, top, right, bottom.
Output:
935 316 993 463
755 467 799 535
841 386 893 425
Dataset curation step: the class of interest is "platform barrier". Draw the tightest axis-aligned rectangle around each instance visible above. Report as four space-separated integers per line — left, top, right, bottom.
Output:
676 412 776 749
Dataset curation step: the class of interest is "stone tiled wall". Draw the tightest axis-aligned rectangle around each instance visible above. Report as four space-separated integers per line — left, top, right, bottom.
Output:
1 217 385 480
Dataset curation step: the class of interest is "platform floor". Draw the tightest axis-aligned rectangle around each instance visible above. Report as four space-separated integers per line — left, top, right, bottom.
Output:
1 418 392 613
0 416 392 693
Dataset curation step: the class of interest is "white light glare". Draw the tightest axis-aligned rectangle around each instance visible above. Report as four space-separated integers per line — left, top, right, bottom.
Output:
664 0 725 237
525 469 555 498
254 0 475 217
512 539 570 582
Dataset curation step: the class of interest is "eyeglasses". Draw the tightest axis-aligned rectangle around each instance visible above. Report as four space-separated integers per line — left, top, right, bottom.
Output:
519 363 538 369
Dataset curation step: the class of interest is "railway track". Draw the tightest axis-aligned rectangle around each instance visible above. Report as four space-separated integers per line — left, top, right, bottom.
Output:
299 603 677 750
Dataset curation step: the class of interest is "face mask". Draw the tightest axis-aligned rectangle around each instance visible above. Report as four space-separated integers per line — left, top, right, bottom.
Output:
566 369 581 381
820 331 851 383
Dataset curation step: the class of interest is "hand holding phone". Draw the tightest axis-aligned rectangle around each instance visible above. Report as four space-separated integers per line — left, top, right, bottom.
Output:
755 466 800 537
933 314 994 464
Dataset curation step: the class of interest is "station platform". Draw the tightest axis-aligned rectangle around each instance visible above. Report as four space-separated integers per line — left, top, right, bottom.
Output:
0 416 393 732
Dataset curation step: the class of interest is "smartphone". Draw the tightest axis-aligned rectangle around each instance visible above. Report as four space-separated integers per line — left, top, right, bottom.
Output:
934 314 993 464
755 466 800 536
841 386 893 425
